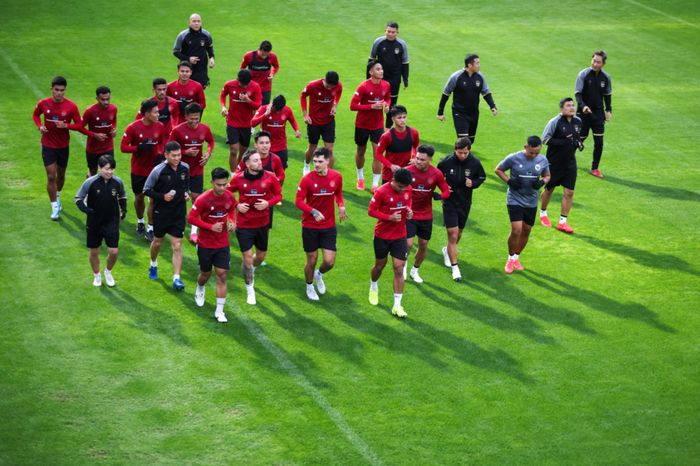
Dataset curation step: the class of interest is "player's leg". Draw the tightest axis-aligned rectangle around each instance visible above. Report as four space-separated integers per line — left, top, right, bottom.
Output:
354 127 368 190
238 128 252 167
89 247 100 275
446 226 461 266
323 121 336 168
44 162 58 202
102 225 119 287
390 238 408 317
55 150 69 207
213 266 228 322
170 235 184 289
467 115 479 145
452 110 470 139
415 238 429 266
226 125 240 170
304 250 318 285
369 237 389 305
370 130 382 191
149 235 164 279
539 186 555 227
561 188 574 217
86 152 98 177
386 80 400 128
261 91 271 106
188 178 203 243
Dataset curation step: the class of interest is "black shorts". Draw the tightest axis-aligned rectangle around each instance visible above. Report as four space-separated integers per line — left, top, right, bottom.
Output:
354 127 383 146
197 246 231 272
307 120 336 145
86 219 120 249
302 226 337 252
507 204 537 226
189 175 204 194
236 227 269 252
226 125 252 147
153 210 185 238
130 174 148 195
451 110 479 140
42 146 69 167
275 150 288 169
261 91 272 106
578 111 605 137
374 236 408 260
443 204 471 229
406 218 433 240
86 150 114 170
546 163 577 191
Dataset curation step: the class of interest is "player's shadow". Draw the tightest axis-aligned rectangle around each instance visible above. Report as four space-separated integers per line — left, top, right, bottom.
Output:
603 175 700 203
574 233 699 278
338 189 370 211
524 270 676 333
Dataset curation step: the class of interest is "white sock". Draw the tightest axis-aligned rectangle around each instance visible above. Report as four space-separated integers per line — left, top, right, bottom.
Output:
451 264 460 272
513 253 519 260
147 224 154 232
51 201 58 209
371 173 381 187
246 283 255 292
315 269 323 278
357 168 364 179
411 265 419 272
94 272 101 278
56 191 61 200
370 280 378 292
137 218 145 224
150 260 158 267
306 283 315 291
393 293 403 307
540 209 548 217
215 297 226 313
304 162 310 169
196 284 205 292
559 216 568 224
191 225 198 234
173 274 180 281
105 268 112 274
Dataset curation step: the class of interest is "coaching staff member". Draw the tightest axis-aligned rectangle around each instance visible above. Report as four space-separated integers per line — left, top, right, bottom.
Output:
368 21 409 128
173 13 215 88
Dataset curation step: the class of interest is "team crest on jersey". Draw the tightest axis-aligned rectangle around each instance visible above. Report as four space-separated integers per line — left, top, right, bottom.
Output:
575 125 580 132
330 181 335 188
96 189 101 194
394 47 400 54
180 172 186 180
390 197 394 202
397 202 403 208
200 39 205 47
535 164 541 171
261 182 267 188
111 188 117 197
225 203 231 209
464 169 471 177
601 81 606 88
475 80 481 87
404 193 409 200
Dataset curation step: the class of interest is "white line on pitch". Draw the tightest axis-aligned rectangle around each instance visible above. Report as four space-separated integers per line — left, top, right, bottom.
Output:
0 48 44 98
624 0 699 28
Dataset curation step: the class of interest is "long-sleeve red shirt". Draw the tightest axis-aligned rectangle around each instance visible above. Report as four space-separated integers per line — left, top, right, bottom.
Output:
82 103 118 154
374 127 420 181
120 120 166 176
251 105 299 152
300 79 343 126
368 182 412 240
406 164 450 220
220 80 262 128
169 122 214 178
295 169 344 229
350 79 391 130
33 97 86 148
240 50 279 92
226 170 282 229
187 189 238 249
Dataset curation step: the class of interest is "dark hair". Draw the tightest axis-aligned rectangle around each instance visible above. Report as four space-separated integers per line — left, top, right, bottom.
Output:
185 103 202 115
386 21 399 29
211 167 229 181
559 97 574 108
271 95 286 111
526 135 542 147
367 60 381 72
51 76 67 87
313 147 331 159
177 61 193 70
140 99 158 115
416 144 435 157
393 168 413 185
259 40 272 52
389 105 407 118
325 71 339 86
593 50 607 63
165 141 181 153
254 130 271 142
95 86 111 96
242 149 257 164
455 137 472 150
97 155 115 169
464 54 479 67
237 69 252 85
153 77 167 87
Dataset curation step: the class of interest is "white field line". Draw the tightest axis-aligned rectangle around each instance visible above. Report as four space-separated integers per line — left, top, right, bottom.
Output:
624 0 699 28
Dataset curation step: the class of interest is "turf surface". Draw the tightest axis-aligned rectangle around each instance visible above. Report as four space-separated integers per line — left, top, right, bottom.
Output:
1 0 699 464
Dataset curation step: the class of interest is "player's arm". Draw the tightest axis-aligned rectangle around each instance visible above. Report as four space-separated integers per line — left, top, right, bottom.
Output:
239 52 250 70
294 179 314 214
300 85 310 120
400 39 410 87
143 168 165 200
373 133 393 168
268 176 283 205
335 176 347 221
469 161 486 189
481 78 497 115
368 194 390 220
495 158 519 188
80 108 96 138
250 106 266 127
120 127 137 153
287 107 300 133
350 89 372 112
436 171 451 200
437 74 456 119
67 105 90 135
197 85 206 110
187 200 213 229
116 177 127 219
270 54 279 78
172 31 188 61
219 84 229 116
202 127 214 164
249 85 262 110
273 157 285 184
74 179 94 214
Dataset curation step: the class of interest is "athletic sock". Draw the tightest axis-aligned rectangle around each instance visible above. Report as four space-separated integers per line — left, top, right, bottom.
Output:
150 260 158 267
451 264 459 272
370 280 379 292
306 282 315 291
357 168 364 179
137 218 145 225
559 215 568 224
393 293 403 308
411 265 420 272
315 269 323 277
246 283 255 292
94 272 101 278
196 284 205 292
173 274 180 281
508 254 516 261
304 162 310 170
513 253 519 260
540 209 548 217
371 173 381 187
56 191 61 201
215 298 226 313
51 201 58 209
191 225 198 234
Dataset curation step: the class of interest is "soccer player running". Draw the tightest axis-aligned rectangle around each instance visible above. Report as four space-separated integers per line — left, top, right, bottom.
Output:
121 100 166 242
167 61 206 119
495 136 550 274
251 94 301 170
295 148 347 301
374 105 420 186
227 151 282 305
188 167 237 323
405 144 450 283
368 168 413 318
368 21 409 128
575 50 613 178
437 137 486 282
139 78 180 137
437 54 498 144
32 76 86 220
236 131 285 183
300 71 342 175
169 102 214 243
172 13 215 88
144 141 190 290
75 155 127 287
539 97 583 234
220 69 263 170
351 60 391 191
82 86 118 177
240 40 280 105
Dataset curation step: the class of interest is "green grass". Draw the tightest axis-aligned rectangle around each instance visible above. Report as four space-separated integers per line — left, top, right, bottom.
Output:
1 0 699 464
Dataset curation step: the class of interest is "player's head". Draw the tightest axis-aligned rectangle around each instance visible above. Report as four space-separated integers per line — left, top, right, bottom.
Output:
140 99 159 122
391 168 413 192
95 86 111 107
237 69 252 86
254 130 271 155
177 61 192 80
258 40 272 58
243 149 262 173
324 71 339 88
465 54 480 71
210 167 229 195
414 144 435 171
164 141 182 166
454 137 472 160
97 155 116 178
368 60 384 80
184 103 202 126
559 97 575 116
389 105 407 126
524 135 542 159
271 95 286 112
591 50 607 71
189 13 202 31
312 147 331 173
152 77 168 99
385 22 399 40
51 76 67 100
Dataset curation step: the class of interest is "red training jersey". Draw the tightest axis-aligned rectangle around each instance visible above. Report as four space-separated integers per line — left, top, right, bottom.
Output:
368 182 413 240
135 96 181 135
406 164 450 220
220 80 262 128
300 79 343 126
120 120 166 176
82 103 118 154
236 152 285 183
350 79 391 130
167 79 206 111
169 122 214 178
251 105 299 152
226 170 282 229
187 189 238 249
240 50 279 92
375 126 420 181
32 97 84 149
295 169 344 229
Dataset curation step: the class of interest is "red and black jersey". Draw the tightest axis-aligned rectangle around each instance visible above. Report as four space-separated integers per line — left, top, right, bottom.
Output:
300 79 343 126
120 120 166 176
406 164 450 220
368 182 412 240
135 96 181 134
82 103 118 154
220 80 262 128
167 79 206 112
296 169 344 229
251 105 299 152
375 127 420 181
350 79 391 130
187 189 237 249
33 97 84 149
240 50 279 92
169 122 214 178
226 170 282 229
